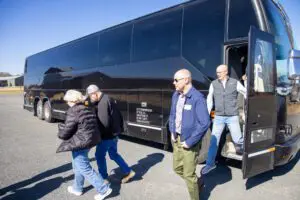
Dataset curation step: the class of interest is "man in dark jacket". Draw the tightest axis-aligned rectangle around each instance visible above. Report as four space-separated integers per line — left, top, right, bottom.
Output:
169 69 210 200
87 84 135 184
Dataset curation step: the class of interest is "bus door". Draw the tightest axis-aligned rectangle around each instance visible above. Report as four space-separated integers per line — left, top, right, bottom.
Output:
242 27 277 179
127 90 163 143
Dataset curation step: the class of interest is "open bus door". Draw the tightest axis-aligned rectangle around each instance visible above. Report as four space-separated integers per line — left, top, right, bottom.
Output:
242 27 277 179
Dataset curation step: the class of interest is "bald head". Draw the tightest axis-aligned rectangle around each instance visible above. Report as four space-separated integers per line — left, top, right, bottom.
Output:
216 64 228 72
173 69 192 93
174 69 192 80
216 64 228 81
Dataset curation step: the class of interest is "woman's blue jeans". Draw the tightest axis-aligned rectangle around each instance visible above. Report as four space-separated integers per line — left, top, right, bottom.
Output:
71 149 110 194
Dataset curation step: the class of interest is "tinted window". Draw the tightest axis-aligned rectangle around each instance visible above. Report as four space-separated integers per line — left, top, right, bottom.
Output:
182 0 225 79
262 0 292 85
252 39 275 92
24 60 28 74
26 35 99 77
132 9 182 62
99 25 132 66
56 35 99 70
26 52 53 77
228 0 259 39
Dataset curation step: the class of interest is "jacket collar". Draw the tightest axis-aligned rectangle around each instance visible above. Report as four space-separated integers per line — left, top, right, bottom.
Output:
217 76 230 83
99 92 104 102
175 86 195 98
185 86 195 98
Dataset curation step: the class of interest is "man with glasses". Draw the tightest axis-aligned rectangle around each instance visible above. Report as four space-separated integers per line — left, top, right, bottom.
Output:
201 64 246 175
169 69 210 200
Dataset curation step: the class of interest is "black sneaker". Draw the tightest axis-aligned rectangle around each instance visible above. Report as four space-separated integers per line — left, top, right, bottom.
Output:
197 177 204 191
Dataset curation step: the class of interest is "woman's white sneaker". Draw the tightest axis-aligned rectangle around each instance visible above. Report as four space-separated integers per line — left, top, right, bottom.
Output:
94 188 112 200
67 186 83 196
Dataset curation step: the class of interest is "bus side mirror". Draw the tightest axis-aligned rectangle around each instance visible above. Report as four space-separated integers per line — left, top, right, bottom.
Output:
288 49 300 80
288 49 300 102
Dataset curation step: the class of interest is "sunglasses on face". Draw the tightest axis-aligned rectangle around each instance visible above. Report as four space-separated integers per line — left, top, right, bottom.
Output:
173 78 185 83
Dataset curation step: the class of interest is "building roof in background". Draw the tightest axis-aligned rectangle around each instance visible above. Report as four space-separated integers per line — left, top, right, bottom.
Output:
0 75 23 81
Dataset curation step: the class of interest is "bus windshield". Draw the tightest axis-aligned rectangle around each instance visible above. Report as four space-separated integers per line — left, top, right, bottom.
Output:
262 0 293 85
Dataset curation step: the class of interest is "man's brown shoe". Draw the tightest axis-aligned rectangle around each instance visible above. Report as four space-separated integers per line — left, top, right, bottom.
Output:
121 170 136 183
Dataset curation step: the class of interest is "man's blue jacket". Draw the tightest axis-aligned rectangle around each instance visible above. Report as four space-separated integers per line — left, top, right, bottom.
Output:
169 86 210 147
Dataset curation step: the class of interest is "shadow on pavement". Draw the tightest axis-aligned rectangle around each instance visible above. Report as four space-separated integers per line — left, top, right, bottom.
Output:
200 163 233 200
0 158 95 197
245 151 300 189
1 174 73 200
0 162 71 197
103 152 165 198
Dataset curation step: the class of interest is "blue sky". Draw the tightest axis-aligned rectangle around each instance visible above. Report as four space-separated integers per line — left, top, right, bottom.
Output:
0 0 299 75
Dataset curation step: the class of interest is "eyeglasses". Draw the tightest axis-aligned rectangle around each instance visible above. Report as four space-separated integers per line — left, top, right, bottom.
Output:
173 78 185 83
216 71 227 74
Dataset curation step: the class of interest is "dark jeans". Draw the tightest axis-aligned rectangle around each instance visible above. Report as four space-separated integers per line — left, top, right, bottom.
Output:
95 137 131 179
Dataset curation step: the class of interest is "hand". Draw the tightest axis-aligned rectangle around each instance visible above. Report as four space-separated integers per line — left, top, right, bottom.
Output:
171 133 176 142
242 74 247 81
181 141 189 148
58 123 65 130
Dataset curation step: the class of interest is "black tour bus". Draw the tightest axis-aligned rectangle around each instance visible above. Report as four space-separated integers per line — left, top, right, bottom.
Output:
23 0 300 178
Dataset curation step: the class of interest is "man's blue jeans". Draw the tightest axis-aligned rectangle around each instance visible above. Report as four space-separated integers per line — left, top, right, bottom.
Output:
95 137 131 179
206 115 243 166
72 149 110 194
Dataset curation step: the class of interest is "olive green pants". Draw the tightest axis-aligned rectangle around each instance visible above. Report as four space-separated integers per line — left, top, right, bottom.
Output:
173 137 201 200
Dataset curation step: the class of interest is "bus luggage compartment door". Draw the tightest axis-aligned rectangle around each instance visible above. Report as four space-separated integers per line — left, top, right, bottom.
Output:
242 27 277 179
127 90 163 143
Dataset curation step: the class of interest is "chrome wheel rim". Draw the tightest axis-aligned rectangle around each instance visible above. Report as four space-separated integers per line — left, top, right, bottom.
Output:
37 103 42 117
44 105 50 119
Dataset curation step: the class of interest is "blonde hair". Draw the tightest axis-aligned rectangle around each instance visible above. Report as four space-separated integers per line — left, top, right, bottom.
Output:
63 90 85 103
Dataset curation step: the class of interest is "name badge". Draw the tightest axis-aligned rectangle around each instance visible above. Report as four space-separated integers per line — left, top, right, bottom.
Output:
184 104 192 110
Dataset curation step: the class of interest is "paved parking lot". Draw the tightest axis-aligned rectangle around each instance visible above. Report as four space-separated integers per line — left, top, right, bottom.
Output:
0 94 299 200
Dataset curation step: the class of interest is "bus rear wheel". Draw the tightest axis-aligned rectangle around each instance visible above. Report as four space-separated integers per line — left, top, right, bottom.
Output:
37 100 44 120
44 101 54 123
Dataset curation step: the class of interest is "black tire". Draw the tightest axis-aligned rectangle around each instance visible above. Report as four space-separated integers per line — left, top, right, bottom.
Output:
198 129 212 164
163 143 170 151
33 99 39 116
44 101 54 123
37 100 44 120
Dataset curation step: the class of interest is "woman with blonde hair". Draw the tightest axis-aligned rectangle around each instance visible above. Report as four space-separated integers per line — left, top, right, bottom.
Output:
57 89 112 200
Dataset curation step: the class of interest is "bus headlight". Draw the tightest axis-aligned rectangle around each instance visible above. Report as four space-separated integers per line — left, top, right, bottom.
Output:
250 128 273 143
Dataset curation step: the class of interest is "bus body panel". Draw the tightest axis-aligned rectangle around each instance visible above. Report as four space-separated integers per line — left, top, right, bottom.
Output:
23 0 300 175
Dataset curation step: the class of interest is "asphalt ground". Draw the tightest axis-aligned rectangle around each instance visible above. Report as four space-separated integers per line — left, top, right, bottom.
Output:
0 94 299 200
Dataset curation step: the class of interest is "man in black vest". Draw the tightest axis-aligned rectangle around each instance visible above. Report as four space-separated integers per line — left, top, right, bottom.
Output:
86 84 135 184
201 64 246 175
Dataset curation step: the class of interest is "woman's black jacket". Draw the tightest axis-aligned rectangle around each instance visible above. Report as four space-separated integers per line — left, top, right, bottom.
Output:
56 103 101 153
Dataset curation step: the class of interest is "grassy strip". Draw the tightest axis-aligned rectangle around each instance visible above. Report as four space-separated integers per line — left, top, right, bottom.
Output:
0 87 23 94
0 91 23 94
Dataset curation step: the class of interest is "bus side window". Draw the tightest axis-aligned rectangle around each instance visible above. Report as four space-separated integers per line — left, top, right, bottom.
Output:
132 8 182 62
182 0 225 79
99 25 132 67
227 0 259 40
